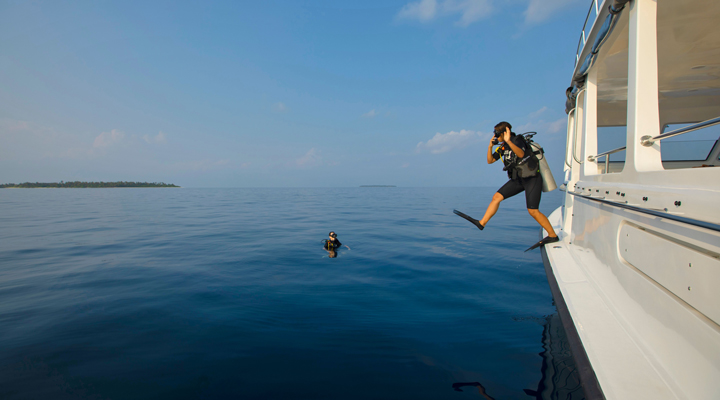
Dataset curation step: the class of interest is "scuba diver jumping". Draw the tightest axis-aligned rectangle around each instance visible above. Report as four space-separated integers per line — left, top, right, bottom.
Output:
454 121 558 251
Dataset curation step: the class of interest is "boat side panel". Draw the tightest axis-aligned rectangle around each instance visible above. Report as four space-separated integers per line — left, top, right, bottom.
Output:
619 223 720 324
568 196 720 399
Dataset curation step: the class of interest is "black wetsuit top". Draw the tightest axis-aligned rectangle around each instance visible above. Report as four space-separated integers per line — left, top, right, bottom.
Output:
324 239 342 250
492 135 528 179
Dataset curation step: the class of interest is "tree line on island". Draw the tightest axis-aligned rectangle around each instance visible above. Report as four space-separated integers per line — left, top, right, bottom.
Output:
0 181 180 188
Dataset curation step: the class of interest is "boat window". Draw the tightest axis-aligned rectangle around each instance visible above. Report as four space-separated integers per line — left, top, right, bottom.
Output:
661 140 716 161
660 123 720 164
597 126 626 173
593 7 629 174
656 0 720 168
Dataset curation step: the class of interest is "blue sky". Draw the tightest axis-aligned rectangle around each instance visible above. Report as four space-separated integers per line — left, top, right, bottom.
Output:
1 0 588 187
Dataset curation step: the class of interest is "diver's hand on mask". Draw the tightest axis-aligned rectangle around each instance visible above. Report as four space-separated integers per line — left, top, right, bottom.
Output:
502 128 511 143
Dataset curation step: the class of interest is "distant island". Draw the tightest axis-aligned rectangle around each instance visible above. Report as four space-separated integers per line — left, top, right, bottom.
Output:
0 181 180 188
359 185 396 187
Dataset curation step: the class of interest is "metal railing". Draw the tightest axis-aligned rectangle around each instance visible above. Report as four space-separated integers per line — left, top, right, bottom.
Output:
575 0 602 67
641 116 720 146
586 115 720 173
572 89 587 164
587 146 626 172
569 191 720 233
565 108 577 167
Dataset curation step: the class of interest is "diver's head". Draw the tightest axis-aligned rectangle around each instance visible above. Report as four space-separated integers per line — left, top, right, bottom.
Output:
493 121 514 143
328 231 337 241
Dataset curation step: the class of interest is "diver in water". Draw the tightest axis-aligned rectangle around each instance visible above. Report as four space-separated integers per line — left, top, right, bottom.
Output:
454 121 558 251
322 232 350 258
323 232 342 251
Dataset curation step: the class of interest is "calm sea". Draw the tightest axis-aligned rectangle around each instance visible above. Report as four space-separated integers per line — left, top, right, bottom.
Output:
0 187 582 400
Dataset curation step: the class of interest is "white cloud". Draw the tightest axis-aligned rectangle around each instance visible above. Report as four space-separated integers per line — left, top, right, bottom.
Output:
0 119 107 160
0 119 30 132
527 106 548 119
397 0 438 22
93 129 125 148
416 129 484 154
143 131 167 144
362 109 378 118
444 0 493 27
524 0 577 24
397 0 493 27
398 0 574 27
547 118 566 133
273 102 287 112
296 148 322 167
516 106 566 135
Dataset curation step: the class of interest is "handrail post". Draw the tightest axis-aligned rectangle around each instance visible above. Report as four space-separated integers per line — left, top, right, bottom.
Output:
605 156 610 174
626 0 663 173
581 66 599 177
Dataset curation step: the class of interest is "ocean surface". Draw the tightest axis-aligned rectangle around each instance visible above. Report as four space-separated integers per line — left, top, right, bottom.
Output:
0 187 583 400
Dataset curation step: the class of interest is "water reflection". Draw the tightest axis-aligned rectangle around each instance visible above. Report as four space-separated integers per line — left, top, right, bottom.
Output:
453 313 585 399
527 313 584 399
452 382 497 399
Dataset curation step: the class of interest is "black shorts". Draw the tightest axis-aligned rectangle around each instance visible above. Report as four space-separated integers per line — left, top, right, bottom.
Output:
497 175 543 209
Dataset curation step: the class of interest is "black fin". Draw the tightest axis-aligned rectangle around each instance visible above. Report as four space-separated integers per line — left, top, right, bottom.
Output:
525 235 559 252
524 241 543 252
453 209 484 230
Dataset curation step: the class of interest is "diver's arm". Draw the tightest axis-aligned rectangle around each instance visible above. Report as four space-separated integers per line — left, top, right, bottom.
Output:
506 140 524 158
487 140 498 164
503 130 524 158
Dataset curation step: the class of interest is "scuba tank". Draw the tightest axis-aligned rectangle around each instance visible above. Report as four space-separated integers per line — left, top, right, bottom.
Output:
517 132 557 192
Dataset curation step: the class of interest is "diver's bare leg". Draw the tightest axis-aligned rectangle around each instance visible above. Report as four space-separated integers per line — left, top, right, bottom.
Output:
527 209 557 237
479 192 504 227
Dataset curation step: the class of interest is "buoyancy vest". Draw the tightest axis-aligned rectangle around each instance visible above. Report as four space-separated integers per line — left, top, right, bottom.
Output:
505 135 540 180
514 136 540 179
323 239 341 250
